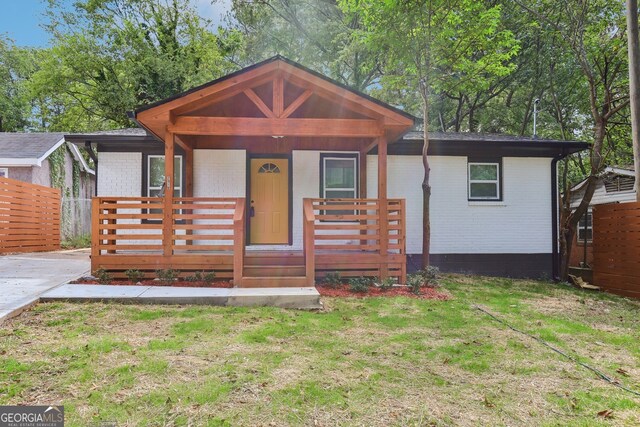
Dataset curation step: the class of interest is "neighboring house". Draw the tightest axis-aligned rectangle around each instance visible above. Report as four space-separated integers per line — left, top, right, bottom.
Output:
569 166 636 267
65 56 587 284
0 132 95 199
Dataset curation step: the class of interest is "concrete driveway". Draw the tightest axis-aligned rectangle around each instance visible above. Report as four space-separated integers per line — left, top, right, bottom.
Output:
0 249 90 323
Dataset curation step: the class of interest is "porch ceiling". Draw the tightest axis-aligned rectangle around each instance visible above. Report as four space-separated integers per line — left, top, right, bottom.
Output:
132 56 415 146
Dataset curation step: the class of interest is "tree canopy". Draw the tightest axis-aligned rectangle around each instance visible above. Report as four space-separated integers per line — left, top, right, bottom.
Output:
0 0 634 183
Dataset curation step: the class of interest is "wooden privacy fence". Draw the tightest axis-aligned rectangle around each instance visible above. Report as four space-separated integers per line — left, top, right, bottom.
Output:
0 176 61 254
593 201 640 299
303 198 406 284
91 197 245 280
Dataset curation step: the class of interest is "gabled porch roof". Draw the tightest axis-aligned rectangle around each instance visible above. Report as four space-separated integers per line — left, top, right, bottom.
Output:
129 55 415 148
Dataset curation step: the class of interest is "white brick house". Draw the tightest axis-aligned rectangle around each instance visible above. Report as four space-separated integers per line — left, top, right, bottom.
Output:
65 57 587 281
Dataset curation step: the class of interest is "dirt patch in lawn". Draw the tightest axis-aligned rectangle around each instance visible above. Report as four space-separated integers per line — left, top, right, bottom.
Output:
317 284 450 300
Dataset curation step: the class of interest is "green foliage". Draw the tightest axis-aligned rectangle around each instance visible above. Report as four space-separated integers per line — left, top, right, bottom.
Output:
61 234 91 249
48 145 66 190
340 0 519 115
230 0 380 91
27 0 238 131
125 269 145 283
323 272 342 288
0 36 39 131
348 276 373 293
202 271 216 284
406 273 424 295
379 277 395 291
93 267 112 284
407 266 441 294
185 271 216 284
155 269 178 285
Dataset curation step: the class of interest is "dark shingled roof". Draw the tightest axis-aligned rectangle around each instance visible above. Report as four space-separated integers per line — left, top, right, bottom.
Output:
67 128 150 137
402 130 583 145
0 132 65 159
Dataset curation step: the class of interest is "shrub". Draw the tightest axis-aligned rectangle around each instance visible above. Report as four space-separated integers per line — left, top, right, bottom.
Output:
155 269 178 285
348 276 373 293
61 234 91 249
203 271 216 284
125 269 145 283
407 266 441 293
184 271 215 284
422 266 440 285
185 271 203 282
323 272 342 288
406 273 424 295
379 277 395 291
93 267 112 285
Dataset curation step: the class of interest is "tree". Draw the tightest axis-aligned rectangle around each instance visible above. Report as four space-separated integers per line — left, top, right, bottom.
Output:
229 0 382 91
29 0 236 131
627 0 640 200
0 36 39 131
515 0 630 279
339 0 518 268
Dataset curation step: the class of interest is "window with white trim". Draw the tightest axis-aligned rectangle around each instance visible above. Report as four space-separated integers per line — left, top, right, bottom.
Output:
0 168 7 178
468 161 500 200
321 155 358 199
147 155 183 198
578 210 592 243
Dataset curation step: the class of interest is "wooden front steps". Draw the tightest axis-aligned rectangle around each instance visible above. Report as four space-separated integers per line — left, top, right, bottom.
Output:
240 250 308 288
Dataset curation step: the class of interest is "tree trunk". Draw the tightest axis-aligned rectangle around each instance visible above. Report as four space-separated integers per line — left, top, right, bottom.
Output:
421 88 431 269
626 0 640 200
559 120 606 280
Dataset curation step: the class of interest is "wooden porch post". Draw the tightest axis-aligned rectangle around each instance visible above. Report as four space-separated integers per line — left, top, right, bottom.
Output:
163 130 175 258
185 143 194 198
359 150 367 198
184 140 194 245
360 149 368 246
378 136 388 280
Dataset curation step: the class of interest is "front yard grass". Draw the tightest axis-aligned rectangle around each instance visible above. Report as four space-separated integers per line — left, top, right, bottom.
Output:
1 275 639 426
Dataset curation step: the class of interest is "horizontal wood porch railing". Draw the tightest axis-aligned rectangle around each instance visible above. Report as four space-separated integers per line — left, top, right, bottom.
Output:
91 196 245 279
303 198 406 284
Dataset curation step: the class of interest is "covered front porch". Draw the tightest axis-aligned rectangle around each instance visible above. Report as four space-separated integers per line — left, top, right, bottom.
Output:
90 57 415 287
91 196 406 286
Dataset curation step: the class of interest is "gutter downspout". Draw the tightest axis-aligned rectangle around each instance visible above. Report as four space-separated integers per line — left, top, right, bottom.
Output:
551 153 563 281
85 141 98 196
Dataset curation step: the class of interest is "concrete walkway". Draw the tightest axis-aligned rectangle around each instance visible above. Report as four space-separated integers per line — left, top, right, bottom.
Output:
41 284 322 309
0 249 90 323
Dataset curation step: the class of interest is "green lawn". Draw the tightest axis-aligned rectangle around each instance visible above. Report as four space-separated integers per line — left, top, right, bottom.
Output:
1 276 639 426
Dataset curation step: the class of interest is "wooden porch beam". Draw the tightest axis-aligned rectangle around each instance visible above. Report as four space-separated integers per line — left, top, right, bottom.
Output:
362 138 379 155
163 130 175 257
168 117 383 138
273 75 284 117
282 89 313 118
174 135 192 152
142 64 280 119
244 88 275 118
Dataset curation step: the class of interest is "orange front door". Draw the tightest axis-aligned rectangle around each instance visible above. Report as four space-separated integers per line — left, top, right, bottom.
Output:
249 158 289 244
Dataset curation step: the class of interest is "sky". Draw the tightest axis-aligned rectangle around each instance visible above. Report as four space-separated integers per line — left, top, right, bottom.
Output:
0 0 232 48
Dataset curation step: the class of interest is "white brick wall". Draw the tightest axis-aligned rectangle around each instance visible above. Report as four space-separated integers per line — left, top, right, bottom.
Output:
193 150 246 197
291 150 361 250
368 155 552 254
97 152 142 196
292 151 320 249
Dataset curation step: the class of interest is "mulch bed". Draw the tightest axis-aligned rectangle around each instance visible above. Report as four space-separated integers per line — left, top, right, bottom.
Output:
316 284 450 300
69 279 450 299
69 279 234 288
